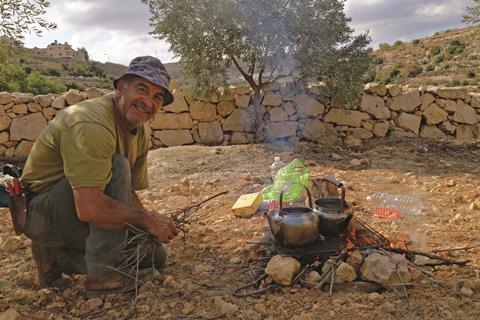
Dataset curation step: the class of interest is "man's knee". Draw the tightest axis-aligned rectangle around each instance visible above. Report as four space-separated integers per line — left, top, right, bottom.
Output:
105 154 131 203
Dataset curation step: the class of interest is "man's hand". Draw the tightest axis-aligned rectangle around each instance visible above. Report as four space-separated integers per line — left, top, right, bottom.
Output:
144 213 179 243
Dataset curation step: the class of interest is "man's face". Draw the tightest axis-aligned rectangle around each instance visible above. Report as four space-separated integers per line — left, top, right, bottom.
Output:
115 76 166 130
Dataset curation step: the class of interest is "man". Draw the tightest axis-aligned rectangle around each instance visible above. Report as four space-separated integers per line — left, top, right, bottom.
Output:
20 56 179 294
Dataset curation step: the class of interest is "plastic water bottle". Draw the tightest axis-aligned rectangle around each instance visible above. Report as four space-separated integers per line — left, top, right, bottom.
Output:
367 192 422 219
270 157 285 180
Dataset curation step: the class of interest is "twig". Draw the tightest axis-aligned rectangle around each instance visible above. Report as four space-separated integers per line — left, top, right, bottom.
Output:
432 243 480 253
387 248 471 266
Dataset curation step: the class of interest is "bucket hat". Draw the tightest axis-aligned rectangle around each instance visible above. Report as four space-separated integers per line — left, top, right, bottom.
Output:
113 56 174 106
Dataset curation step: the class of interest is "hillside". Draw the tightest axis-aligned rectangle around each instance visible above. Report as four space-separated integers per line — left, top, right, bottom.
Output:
370 25 480 87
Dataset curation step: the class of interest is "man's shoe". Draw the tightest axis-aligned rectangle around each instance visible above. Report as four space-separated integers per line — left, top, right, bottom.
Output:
31 243 62 287
85 272 135 297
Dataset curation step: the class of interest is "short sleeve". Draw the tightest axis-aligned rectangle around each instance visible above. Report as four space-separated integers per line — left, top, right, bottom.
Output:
60 122 116 189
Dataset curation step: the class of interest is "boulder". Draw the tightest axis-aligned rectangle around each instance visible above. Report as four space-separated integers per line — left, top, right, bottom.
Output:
420 93 435 111
456 125 475 141
373 121 389 137
433 87 469 100
0 116 11 131
14 140 34 159
223 108 256 132
440 121 456 134
347 128 373 140
470 93 480 108
10 113 47 141
386 84 402 97
395 113 421 135
232 87 251 95
262 93 282 107
0 93 16 105
150 113 192 130
452 100 479 124
265 255 301 286
269 107 288 122
51 96 66 109
0 132 9 144
360 253 411 289
14 93 34 104
27 102 43 113
231 132 255 144
294 94 325 117
64 90 84 106
321 260 356 284
5 146 15 159
346 250 364 273
360 94 390 119
301 119 339 145
198 122 224 145
163 91 189 113
235 95 250 108
0 308 20 320
216 101 235 117
153 130 194 146
85 87 102 99
423 104 448 125
266 121 297 138
364 83 387 96
420 125 446 139
35 95 52 108
444 99 457 112
304 271 321 284
282 102 296 115
190 101 217 121
12 104 28 115
42 108 57 121
324 108 369 127
388 91 421 112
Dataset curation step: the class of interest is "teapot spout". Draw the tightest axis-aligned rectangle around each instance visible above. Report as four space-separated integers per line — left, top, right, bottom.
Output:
265 211 281 238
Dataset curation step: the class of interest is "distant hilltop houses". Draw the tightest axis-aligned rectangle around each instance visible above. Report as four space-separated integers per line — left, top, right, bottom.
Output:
30 40 89 62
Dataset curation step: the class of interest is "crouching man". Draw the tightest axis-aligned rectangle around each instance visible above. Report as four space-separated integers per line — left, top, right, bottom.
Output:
19 56 179 294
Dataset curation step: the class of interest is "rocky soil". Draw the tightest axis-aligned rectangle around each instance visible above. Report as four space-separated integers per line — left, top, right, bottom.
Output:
1 139 480 320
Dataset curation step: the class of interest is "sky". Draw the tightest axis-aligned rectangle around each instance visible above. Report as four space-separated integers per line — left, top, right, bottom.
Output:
22 0 475 66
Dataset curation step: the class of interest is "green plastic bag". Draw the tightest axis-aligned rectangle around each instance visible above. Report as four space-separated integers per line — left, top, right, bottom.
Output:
262 159 310 209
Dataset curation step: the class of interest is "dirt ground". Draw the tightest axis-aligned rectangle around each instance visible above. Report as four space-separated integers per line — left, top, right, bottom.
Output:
1 138 480 320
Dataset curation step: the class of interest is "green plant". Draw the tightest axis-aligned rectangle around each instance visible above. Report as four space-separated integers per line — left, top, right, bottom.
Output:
467 70 476 78
446 39 465 55
434 55 444 64
462 80 470 86
451 79 461 86
378 43 390 50
429 46 441 56
24 71 66 94
443 63 450 70
412 39 420 45
393 40 404 48
425 65 435 72
408 65 423 78
463 0 480 24
372 56 384 64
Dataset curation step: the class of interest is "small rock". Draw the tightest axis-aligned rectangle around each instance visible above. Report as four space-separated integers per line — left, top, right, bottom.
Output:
229 256 241 264
103 302 112 310
85 298 103 312
468 199 480 211
181 303 195 315
265 255 301 286
0 236 23 252
193 264 213 274
304 271 321 284
0 308 20 320
380 302 395 313
331 153 344 160
368 292 381 301
461 287 474 296
350 159 362 167
446 180 456 187
346 250 364 273
334 262 357 283
414 255 432 266
253 303 267 315
162 275 179 288
213 297 238 315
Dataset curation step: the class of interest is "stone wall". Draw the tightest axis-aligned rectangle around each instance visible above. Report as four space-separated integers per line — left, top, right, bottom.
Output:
0 83 479 160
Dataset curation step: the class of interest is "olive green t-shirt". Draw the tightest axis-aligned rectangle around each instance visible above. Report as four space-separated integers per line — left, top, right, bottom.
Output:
21 93 149 194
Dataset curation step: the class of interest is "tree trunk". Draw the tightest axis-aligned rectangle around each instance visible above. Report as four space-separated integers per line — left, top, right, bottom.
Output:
252 90 265 142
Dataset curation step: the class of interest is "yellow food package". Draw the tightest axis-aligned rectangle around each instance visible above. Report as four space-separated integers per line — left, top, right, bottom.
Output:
231 192 263 217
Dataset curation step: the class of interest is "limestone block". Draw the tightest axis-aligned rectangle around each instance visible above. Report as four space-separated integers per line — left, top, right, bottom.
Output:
14 93 34 104
51 96 66 110
344 136 362 147
362 121 374 131
262 93 282 107
235 95 250 108
347 128 374 140
0 116 12 131
0 105 5 116
360 253 411 289
216 101 235 118
360 94 390 119
294 94 325 117
388 91 421 112
27 102 42 113
218 88 236 101
0 93 16 105
444 100 457 112
10 113 47 141
440 121 456 134
395 113 421 135
35 95 52 108
373 121 389 137
223 109 256 132
5 146 15 159
423 104 448 125
324 108 370 127
231 132 255 144
266 121 297 138
265 255 301 286
191 127 201 143
470 93 480 108
0 131 9 144
64 90 84 106
153 130 194 146
456 125 475 141
14 140 34 159
190 101 217 121
420 93 435 111
364 83 387 96
386 84 401 97
269 107 288 122
282 102 296 116
198 122 224 146
452 100 479 124
232 87 250 95
301 119 339 145
150 113 192 130
420 125 447 139
85 87 102 99
12 104 28 115
42 108 57 120
433 87 468 100
163 91 189 113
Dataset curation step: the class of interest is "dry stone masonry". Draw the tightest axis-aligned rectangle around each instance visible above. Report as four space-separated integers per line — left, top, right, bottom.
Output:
0 82 479 160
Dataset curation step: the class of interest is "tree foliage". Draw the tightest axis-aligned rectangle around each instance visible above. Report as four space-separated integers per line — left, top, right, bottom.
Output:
0 0 56 41
464 0 480 25
142 0 370 106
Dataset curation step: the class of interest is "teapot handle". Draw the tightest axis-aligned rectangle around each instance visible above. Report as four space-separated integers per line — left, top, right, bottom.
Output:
321 176 345 213
279 183 313 215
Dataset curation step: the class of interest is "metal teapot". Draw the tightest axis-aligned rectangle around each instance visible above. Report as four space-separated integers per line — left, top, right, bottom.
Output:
265 185 320 247
313 177 353 237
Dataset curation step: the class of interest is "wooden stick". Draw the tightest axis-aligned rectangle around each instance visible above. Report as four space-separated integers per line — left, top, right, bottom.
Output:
387 248 471 266
432 243 480 253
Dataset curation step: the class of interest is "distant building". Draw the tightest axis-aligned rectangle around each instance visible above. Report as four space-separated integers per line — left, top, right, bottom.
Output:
30 40 88 62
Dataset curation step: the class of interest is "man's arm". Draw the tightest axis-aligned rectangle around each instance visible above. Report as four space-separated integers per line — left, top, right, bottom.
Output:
73 187 178 243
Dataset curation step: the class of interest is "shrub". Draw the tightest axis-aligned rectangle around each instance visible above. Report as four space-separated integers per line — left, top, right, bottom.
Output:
425 65 435 72
443 63 450 70
467 70 476 78
378 43 390 50
24 71 66 94
412 39 420 45
429 46 441 56
372 56 384 64
451 79 461 87
462 80 470 86
408 65 423 78
393 40 404 48
434 55 444 64
446 40 465 55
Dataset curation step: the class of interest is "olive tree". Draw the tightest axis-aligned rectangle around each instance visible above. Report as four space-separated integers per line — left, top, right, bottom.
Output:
464 0 480 25
0 0 56 41
142 0 370 136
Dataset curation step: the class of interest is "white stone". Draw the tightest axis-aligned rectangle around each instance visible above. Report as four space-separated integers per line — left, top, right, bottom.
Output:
0 93 16 105
324 108 369 127
360 253 411 289
27 102 42 113
198 122 224 146
265 255 301 286
395 113 421 135
51 96 66 109
373 121 389 137
388 91 421 112
386 84 402 97
0 116 11 131
12 104 28 115
452 100 479 124
420 125 446 139
301 119 339 145
294 94 325 117
190 101 217 121
423 104 448 125
150 113 192 130
360 94 390 119
153 130 194 146
433 87 469 100
10 113 47 141
420 93 435 111
364 83 387 96
64 90 84 106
